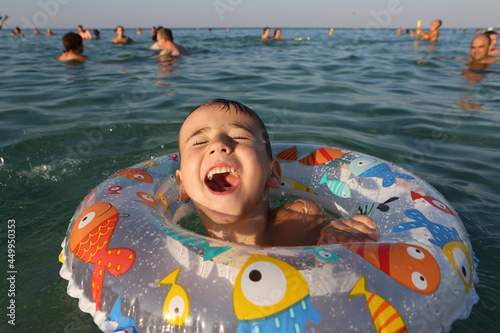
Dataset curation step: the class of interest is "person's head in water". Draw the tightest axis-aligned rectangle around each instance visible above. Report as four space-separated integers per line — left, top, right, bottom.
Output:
470 34 491 62
62 32 84 53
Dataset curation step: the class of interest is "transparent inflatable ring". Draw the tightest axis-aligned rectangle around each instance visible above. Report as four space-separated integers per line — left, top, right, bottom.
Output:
60 144 479 332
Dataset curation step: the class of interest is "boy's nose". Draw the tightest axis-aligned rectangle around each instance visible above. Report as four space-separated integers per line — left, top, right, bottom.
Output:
209 136 233 155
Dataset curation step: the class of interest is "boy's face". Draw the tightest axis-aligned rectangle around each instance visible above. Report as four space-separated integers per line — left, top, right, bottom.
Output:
176 105 280 224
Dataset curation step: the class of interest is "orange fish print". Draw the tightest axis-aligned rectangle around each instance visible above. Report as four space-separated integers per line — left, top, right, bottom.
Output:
116 167 153 183
276 146 351 166
349 276 408 333
70 202 136 311
344 243 440 294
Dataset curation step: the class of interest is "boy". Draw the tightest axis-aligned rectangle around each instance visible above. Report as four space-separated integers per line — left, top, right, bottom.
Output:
176 99 378 246
59 32 86 62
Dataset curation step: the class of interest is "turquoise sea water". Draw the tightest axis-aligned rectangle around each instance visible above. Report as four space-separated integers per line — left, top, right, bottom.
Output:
1 27 499 332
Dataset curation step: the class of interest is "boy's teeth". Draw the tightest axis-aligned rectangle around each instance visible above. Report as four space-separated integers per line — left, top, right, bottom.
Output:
207 167 239 180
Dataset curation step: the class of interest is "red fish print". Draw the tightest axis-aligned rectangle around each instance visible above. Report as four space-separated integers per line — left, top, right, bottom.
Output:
411 191 455 215
116 168 153 183
70 202 136 311
276 146 351 166
344 242 440 294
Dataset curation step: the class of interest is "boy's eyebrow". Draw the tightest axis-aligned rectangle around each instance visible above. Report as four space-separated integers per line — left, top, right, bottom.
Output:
229 123 257 135
185 123 257 143
185 127 209 143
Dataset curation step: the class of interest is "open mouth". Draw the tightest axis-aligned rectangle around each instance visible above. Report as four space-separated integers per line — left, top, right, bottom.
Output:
205 166 240 193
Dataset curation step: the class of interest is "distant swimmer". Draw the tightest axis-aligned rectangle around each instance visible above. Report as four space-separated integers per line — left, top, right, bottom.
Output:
34 28 41 35
417 34 500 65
58 32 87 62
46 28 54 36
261 27 271 40
111 26 133 44
484 30 500 56
0 14 8 30
157 28 188 56
272 28 284 40
329 27 334 35
77 25 92 40
137 27 143 35
12 26 24 37
150 26 162 50
418 19 441 42
462 34 500 64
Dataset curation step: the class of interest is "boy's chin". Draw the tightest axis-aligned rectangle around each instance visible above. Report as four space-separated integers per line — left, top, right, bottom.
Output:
198 206 243 225
195 199 255 224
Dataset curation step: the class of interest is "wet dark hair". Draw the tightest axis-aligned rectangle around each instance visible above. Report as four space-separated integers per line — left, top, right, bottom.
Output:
152 25 163 41
184 99 272 159
62 32 83 51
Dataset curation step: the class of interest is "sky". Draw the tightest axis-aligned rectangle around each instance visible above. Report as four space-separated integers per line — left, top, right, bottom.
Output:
1 0 498 31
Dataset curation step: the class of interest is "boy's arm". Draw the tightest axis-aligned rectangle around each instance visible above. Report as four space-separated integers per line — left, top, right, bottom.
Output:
317 215 378 245
268 199 378 246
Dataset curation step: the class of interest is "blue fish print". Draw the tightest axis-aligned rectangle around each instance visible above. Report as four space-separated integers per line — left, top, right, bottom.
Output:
320 173 351 198
349 157 415 187
392 209 462 248
236 296 321 333
105 295 138 333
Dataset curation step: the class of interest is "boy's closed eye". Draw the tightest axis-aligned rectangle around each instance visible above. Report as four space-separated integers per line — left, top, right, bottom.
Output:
193 140 208 146
231 135 249 140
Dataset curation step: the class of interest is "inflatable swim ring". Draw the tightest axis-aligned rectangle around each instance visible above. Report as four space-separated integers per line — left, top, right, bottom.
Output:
59 144 479 332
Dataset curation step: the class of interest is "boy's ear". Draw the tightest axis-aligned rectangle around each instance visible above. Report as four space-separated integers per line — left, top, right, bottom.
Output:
266 160 282 189
176 170 190 202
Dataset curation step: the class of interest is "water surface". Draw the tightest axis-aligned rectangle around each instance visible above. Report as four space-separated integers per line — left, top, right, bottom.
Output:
1 27 499 332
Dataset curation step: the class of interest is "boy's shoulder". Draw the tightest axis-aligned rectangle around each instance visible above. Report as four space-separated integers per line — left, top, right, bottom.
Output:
265 198 329 246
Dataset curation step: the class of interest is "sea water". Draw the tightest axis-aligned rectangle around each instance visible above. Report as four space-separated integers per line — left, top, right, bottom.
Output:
1 27 499 332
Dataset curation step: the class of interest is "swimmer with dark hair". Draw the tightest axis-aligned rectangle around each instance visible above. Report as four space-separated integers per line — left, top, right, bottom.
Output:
261 27 271 40
484 30 500 56
59 32 86 62
111 25 133 44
